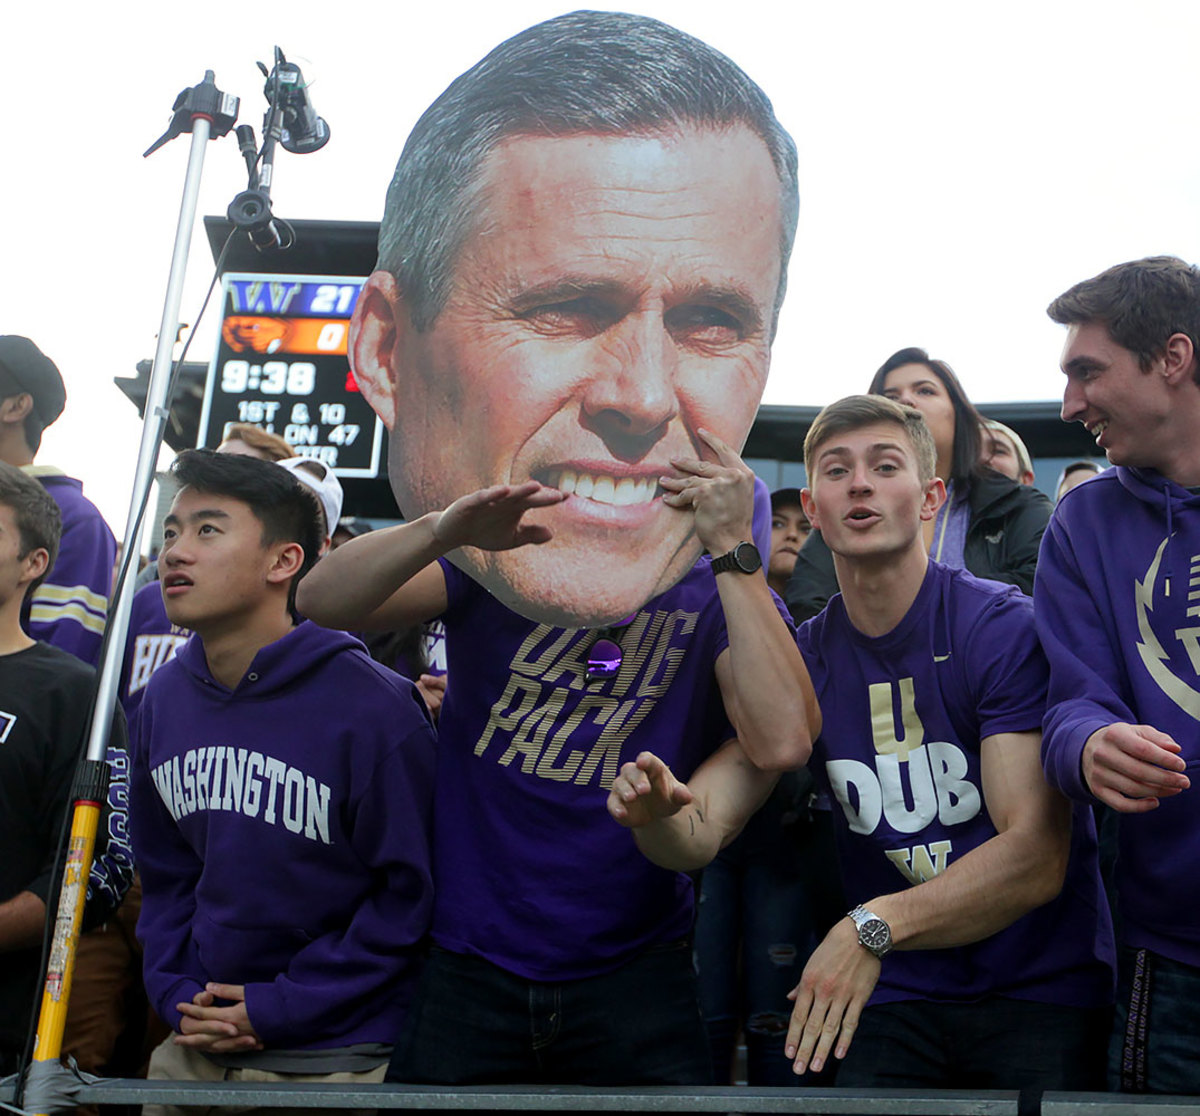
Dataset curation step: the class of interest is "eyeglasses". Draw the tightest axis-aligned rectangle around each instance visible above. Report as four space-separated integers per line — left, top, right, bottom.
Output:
586 614 637 685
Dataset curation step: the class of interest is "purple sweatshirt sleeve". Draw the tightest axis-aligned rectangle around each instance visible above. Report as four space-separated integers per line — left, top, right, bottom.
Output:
26 496 116 668
242 720 435 1045
128 704 206 1028
1035 512 1134 802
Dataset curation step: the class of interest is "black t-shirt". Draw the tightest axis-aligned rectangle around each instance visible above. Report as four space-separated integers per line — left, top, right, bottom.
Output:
0 642 128 1058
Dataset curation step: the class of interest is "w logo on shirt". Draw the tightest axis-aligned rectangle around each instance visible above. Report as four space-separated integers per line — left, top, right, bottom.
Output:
0 710 17 744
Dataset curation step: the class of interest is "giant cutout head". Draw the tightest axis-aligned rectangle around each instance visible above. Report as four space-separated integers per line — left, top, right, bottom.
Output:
352 10 798 626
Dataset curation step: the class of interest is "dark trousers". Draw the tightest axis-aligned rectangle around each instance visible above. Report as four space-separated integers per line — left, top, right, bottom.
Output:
1112 946 1200 1094
390 942 712 1086
838 996 1109 1114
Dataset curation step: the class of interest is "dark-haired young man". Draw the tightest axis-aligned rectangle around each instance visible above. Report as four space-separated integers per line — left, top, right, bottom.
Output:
610 395 1114 1098
0 336 116 666
0 462 129 1071
1039 256 1200 1093
129 450 434 1111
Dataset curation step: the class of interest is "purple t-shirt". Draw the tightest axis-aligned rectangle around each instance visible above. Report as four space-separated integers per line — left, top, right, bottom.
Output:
798 561 1114 1007
432 557 747 981
120 581 188 719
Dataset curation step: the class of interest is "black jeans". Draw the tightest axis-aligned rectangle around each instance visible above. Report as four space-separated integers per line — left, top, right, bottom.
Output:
837 996 1109 1114
389 942 712 1086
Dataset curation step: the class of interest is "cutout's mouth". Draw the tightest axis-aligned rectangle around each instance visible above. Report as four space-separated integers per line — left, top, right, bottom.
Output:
542 467 663 508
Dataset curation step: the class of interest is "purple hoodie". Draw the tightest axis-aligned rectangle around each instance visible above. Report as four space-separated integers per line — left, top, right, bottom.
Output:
130 621 435 1049
23 468 116 667
1037 465 1200 967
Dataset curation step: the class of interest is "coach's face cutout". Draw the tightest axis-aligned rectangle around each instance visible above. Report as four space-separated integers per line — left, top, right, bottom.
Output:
352 126 784 626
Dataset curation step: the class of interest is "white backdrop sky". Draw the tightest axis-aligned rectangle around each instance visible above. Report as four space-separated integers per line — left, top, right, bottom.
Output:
3 0 1198 534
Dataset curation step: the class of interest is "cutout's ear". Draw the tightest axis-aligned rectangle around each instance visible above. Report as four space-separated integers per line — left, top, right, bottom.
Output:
800 487 820 532
920 477 947 522
350 271 408 431
1162 332 1196 386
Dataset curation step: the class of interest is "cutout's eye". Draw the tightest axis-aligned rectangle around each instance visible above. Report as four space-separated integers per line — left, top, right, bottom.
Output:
665 304 745 348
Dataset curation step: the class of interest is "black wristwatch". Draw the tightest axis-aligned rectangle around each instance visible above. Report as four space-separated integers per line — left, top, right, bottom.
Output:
711 541 762 575
848 905 893 959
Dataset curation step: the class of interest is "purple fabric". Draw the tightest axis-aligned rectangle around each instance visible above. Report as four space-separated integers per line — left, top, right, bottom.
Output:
930 479 970 570
130 621 435 1049
430 557 778 981
119 581 187 719
1037 466 1200 968
23 470 116 666
798 561 1114 1007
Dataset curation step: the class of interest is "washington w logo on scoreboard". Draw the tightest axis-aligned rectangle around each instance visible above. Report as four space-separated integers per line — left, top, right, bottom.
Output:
196 273 385 478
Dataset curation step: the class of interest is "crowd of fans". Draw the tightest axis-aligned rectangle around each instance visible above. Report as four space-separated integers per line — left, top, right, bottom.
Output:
2 9 1198 1114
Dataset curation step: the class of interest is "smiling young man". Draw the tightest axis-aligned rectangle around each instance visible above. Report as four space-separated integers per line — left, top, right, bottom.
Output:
1039 256 1200 1093
129 450 434 1112
350 11 798 629
609 395 1114 1097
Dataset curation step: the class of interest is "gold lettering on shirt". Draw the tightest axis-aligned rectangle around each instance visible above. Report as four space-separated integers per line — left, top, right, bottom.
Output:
473 607 702 788
869 678 925 761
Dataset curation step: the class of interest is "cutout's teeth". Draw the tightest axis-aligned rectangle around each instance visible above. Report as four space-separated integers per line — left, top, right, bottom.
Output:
552 470 661 506
613 477 638 505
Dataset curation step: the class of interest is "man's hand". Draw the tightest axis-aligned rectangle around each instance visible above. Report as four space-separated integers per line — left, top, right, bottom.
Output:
607 752 694 828
784 919 880 1075
1082 722 1190 812
432 482 567 553
175 983 263 1053
416 673 447 721
661 429 755 557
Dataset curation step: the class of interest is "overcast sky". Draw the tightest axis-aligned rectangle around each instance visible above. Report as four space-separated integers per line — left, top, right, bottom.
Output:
4 0 1198 533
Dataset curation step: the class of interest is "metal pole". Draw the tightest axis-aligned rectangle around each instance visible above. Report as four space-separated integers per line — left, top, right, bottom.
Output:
30 93 224 1089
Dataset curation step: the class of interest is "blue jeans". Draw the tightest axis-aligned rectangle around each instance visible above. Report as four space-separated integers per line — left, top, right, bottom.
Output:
1111 946 1200 1094
838 996 1109 1114
389 942 711 1085
693 779 840 1085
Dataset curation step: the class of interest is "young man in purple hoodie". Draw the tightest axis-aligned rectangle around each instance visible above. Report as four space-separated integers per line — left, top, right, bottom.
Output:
129 450 435 1111
610 395 1114 1099
0 336 116 667
1039 256 1200 1094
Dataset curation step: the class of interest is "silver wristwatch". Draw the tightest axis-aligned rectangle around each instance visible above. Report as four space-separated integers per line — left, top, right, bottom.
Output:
848 904 893 959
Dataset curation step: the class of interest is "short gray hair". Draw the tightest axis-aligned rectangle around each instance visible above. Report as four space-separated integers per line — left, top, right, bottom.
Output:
379 9 799 333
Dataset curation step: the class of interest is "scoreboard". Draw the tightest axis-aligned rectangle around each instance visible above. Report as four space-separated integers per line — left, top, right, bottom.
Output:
196 273 384 477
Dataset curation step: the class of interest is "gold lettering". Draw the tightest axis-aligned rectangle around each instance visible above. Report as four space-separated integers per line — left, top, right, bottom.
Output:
541 630 593 690
475 677 542 756
639 610 698 698
869 678 925 761
884 840 953 884
510 626 576 679
575 698 656 787
535 695 617 781
498 690 567 772
610 613 665 697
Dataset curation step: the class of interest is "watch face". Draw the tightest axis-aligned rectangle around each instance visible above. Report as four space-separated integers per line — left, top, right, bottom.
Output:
860 918 891 953
734 542 762 573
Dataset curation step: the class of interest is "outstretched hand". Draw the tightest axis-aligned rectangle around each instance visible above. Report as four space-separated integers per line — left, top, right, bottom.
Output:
607 751 694 829
660 429 755 556
1083 722 1190 812
432 482 567 553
